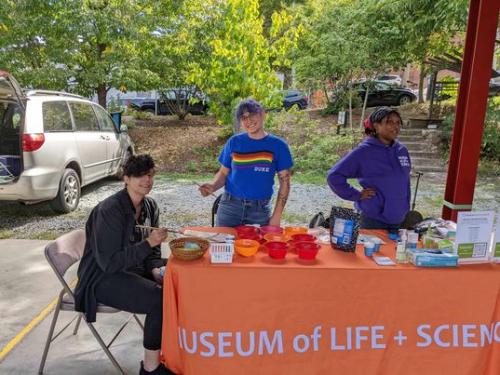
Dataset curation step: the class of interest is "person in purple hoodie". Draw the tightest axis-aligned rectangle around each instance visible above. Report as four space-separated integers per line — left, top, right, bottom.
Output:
327 107 411 231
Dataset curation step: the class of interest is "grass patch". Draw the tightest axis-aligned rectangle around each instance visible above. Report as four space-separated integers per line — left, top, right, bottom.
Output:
156 172 214 184
477 159 500 177
27 231 60 240
0 202 54 218
0 230 14 239
292 172 326 185
282 212 310 224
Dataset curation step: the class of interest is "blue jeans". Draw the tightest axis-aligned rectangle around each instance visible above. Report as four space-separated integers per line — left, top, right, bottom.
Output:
216 192 271 227
360 214 400 233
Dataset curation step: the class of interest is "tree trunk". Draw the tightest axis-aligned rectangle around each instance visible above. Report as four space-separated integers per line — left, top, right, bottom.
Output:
97 84 107 108
418 63 426 103
282 67 293 89
360 86 370 128
402 63 411 87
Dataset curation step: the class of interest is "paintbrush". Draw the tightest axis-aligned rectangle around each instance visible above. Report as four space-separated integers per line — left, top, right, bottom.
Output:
135 225 182 234
194 182 218 198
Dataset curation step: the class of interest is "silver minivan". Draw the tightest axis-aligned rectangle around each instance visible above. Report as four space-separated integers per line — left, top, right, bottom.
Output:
0 70 134 212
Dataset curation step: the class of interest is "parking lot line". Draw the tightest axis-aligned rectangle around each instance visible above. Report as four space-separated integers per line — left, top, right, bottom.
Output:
0 279 76 362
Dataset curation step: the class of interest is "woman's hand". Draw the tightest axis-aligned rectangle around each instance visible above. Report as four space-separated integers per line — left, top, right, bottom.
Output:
147 228 168 248
360 188 376 200
151 267 163 284
199 183 215 197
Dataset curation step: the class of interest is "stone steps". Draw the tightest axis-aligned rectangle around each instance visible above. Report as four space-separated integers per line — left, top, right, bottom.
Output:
397 128 447 172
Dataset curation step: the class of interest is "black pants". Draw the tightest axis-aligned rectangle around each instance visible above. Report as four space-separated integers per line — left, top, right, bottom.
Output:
94 271 162 350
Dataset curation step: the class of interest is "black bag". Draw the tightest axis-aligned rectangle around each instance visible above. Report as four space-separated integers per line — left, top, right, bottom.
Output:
309 212 330 229
329 206 360 252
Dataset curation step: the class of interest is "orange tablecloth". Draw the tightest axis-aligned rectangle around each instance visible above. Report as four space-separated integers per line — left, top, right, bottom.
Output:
161 228 500 375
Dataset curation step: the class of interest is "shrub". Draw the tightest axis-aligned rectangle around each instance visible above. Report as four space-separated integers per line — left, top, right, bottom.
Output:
266 110 360 176
322 89 362 116
440 96 500 162
129 109 152 120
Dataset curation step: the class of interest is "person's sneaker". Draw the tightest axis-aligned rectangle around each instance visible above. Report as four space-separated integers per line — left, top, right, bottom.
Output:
139 361 176 375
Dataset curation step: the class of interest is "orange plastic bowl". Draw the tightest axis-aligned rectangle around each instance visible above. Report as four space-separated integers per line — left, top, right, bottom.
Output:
295 242 321 260
263 233 289 243
284 226 308 236
265 241 288 259
234 239 260 257
260 225 283 235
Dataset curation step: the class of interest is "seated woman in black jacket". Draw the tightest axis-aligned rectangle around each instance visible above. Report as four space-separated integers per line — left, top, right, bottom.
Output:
75 154 174 375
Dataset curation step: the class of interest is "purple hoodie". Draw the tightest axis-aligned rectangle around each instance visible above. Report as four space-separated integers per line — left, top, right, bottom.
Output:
327 137 411 224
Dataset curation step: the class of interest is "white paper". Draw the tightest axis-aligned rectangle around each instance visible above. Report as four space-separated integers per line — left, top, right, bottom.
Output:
455 211 495 263
373 256 396 266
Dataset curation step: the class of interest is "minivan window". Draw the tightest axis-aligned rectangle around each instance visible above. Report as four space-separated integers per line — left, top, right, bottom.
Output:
70 102 99 131
42 101 73 132
93 105 116 132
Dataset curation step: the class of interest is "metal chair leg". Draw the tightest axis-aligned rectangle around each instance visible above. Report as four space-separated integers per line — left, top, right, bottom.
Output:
86 321 126 375
106 314 133 349
73 314 82 335
133 314 144 331
38 297 62 374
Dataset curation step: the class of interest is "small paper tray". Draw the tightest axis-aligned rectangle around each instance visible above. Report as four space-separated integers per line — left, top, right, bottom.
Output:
210 243 234 264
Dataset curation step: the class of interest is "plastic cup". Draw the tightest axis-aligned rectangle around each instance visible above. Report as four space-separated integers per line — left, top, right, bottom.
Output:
372 238 381 252
364 241 375 257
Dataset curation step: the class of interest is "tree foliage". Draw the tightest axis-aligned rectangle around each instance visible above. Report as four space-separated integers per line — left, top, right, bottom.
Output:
0 0 175 107
187 0 301 127
295 0 469 97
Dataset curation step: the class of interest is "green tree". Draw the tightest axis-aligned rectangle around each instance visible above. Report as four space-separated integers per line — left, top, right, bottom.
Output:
391 0 468 102
187 0 293 127
0 0 176 107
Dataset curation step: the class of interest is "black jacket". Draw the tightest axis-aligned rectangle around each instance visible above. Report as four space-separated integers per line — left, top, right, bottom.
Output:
74 189 164 322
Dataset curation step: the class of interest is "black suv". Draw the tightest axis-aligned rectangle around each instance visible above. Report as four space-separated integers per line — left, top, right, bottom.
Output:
283 90 308 110
130 89 208 115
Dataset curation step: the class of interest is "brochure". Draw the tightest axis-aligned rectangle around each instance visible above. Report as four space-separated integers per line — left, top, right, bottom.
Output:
454 211 494 264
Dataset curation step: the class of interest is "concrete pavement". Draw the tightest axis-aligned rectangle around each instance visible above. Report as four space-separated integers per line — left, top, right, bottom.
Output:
0 239 168 375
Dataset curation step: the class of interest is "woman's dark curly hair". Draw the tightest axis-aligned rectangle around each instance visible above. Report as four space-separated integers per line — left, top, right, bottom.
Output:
123 154 155 177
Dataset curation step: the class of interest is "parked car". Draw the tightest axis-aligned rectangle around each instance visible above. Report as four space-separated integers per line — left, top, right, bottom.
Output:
0 70 134 213
283 89 308 110
130 89 208 115
376 74 402 87
488 78 500 96
350 81 417 107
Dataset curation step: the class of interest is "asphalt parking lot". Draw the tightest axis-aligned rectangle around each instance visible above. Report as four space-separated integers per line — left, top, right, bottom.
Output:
0 239 170 375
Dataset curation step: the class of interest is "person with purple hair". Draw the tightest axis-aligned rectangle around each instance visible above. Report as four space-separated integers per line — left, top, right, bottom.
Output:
199 99 293 227
327 107 411 231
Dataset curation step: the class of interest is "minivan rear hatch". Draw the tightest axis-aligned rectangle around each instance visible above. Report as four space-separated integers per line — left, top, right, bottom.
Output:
0 70 24 183
0 70 25 105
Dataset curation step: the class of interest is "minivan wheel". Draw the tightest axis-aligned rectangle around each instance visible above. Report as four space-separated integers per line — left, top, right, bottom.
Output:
50 169 80 213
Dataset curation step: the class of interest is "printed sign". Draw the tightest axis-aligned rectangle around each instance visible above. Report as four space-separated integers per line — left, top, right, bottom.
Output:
455 211 494 263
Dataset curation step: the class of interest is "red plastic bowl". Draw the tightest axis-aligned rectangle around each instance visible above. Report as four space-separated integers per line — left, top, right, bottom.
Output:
295 242 320 260
290 233 316 243
260 225 283 235
265 241 288 259
235 225 259 235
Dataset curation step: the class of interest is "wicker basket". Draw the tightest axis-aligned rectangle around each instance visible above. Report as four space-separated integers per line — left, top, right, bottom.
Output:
169 237 210 261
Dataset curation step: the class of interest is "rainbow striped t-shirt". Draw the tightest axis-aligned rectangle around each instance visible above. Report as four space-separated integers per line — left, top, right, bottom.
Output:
218 133 293 200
